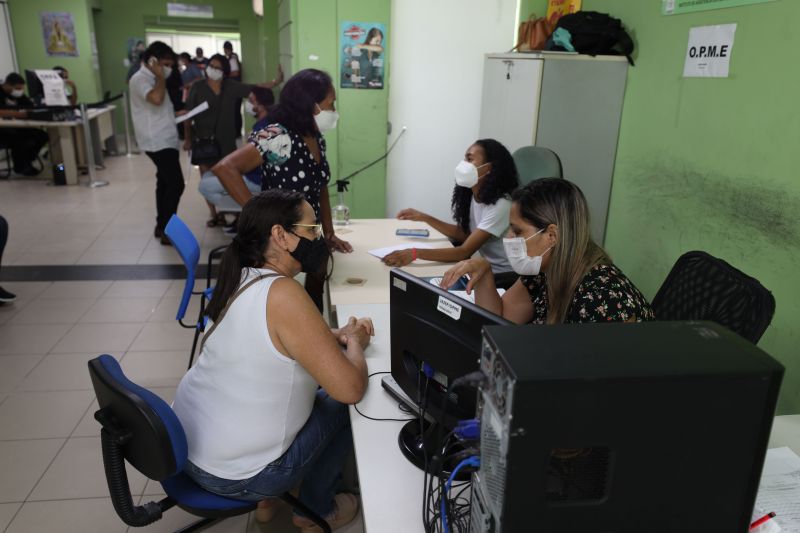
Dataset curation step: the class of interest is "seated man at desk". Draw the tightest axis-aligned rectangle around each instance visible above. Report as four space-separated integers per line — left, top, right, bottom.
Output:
0 72 48 177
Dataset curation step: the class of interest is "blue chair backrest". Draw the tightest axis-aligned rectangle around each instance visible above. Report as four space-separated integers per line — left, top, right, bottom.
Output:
88 354 188 480
165 215 200 322
511 146 564 185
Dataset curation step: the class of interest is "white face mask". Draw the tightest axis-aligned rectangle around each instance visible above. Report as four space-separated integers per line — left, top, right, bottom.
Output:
206 67 223 81
161 66 173 79
244 101 258 116
315 103 339 133
503 228 552 276
10 89 24 98
454 160 490 188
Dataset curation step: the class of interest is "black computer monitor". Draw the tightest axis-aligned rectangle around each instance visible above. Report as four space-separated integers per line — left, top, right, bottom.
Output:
389 268 513 474
24 70 44 105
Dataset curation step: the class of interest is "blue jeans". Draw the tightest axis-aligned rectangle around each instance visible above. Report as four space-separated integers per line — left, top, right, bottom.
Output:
185 390 352 518
198 171 260 212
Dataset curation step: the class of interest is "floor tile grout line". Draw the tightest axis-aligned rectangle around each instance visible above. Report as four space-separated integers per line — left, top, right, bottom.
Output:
19 436 70 506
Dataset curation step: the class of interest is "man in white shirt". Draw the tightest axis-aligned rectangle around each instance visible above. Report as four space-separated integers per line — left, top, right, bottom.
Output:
129 41 184 245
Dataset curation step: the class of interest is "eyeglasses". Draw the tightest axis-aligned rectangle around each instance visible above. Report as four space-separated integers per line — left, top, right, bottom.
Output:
292 223 324 239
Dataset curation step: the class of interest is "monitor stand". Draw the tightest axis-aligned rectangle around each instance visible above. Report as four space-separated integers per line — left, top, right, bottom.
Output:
398 418 472 481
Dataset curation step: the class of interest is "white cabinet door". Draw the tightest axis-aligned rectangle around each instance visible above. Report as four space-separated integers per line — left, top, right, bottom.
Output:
478 57 543 154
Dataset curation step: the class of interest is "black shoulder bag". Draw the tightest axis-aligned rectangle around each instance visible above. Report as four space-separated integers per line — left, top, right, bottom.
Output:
191 85 224 166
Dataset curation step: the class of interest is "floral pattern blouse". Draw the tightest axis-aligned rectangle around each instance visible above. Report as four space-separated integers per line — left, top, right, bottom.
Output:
521 263 655 324
248 124 330 218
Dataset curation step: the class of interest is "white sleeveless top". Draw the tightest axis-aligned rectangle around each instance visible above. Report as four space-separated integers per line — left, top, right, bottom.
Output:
173 268 318 480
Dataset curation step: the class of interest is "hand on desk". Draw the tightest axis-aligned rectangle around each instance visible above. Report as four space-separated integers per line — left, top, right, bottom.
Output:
335 316 374 349
382 249 413 267
396 208 428 222
328 234 353 253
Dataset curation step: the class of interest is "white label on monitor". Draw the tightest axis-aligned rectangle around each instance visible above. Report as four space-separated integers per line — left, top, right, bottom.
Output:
393 278 407 292
437 295 462 320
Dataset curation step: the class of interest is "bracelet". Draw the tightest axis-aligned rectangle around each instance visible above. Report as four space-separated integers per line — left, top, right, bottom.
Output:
411 248 417 261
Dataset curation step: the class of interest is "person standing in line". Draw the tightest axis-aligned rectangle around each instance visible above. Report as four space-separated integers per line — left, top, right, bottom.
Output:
223 41 245 138
129 41 184 246
194 47 209 71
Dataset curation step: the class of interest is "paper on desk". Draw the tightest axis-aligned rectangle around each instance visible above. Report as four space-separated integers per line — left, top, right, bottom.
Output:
754 447 800 532
175 101 209 124
368 242 437 259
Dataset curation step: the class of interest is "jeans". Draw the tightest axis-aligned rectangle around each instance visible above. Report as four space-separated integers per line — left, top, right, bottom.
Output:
145 148 185 232
198 172 260 212
185 390 352 518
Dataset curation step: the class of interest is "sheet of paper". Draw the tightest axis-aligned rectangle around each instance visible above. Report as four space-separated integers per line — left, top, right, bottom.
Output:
35 70 69 106
755 447 800 532
367 242 437 259
175 100 209 124
683 24 737 78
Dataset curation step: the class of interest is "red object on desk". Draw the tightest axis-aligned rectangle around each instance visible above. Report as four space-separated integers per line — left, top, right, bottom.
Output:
750 512 776 530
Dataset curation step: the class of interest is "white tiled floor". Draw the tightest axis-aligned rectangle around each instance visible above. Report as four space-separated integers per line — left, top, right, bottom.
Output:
0 154 363 532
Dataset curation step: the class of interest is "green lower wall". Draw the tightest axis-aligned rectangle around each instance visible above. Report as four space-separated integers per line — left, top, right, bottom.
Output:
289 0 390 219
519 1 800 413
8 0 103 102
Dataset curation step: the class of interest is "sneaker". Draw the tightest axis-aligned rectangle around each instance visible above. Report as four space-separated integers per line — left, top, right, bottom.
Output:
0 286 17 303
292 493 359 532
18 165 40 177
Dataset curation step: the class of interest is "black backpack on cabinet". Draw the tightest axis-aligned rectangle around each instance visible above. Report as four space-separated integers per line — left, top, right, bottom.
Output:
551 11 635 65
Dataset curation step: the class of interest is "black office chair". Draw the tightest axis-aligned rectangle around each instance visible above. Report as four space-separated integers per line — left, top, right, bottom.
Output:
651 251 775 344
88 354 331 532
0 143 12 178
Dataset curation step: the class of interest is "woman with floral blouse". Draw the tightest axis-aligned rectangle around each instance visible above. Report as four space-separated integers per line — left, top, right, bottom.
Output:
440 178 654 324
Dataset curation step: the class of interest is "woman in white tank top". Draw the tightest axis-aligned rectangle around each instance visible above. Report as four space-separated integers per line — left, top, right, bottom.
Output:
172 189 371 532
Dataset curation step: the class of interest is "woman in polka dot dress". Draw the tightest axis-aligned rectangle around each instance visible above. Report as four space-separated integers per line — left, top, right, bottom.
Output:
213 69 352 309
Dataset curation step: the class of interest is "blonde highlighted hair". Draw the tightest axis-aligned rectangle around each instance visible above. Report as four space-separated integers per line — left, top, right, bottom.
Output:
511 178 610 324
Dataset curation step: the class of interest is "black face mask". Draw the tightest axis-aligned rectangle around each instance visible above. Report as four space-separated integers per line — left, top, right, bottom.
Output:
290 233 329 273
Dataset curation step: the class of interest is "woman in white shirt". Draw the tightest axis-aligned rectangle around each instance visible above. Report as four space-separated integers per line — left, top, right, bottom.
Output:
383 138 520 288
172 189 371 531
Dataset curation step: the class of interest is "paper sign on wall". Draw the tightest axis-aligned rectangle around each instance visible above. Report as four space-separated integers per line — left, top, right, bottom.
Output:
683 24 736 78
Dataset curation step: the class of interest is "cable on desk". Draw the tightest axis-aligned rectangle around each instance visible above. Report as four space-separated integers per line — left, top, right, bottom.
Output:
353 371 416 423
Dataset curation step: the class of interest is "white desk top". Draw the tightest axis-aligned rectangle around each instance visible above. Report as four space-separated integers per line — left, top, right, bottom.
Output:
0 105 114 128
339 301 800 533
329 219 453 306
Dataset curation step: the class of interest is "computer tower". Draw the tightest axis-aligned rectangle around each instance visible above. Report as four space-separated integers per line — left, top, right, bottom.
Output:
470 321 783 533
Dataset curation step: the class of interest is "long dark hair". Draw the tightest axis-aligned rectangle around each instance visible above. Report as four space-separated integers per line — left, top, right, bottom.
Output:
269 68 333 136
451 139 519 235
205 189 305 322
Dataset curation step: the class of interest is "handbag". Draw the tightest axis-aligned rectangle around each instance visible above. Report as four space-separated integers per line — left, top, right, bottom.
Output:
190 85 223 165
513 14 553 52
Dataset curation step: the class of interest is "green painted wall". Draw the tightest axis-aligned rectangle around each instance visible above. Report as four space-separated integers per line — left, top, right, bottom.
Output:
93 0 280 135
285 0 390 219
8 0 103 102
534 1 798 413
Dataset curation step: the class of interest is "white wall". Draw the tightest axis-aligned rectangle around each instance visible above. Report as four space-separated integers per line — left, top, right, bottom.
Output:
0 1 17 80
386 0 518 220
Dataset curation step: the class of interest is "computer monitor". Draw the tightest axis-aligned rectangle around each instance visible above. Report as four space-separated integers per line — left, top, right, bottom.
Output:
472 321 784 532
389 268 513 475
24 70 45 105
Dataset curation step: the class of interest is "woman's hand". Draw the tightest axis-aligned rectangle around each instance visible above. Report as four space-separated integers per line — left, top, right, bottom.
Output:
337 316 373 349
328 234 353 253
382 249 414 267
441 258 492 294
397 208 427 222
182 138 192 151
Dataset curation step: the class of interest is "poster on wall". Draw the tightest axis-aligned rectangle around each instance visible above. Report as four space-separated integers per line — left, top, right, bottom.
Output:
663 0 777 16
340 22 386 90
546 0 582 26
683 24 736 78
40 12 78 57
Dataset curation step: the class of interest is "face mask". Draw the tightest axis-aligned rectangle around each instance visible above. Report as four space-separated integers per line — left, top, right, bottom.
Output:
244 101 257 117
10 89 24 98
179 64 187 72
503 228 552 276
315 103 339 133
206 67 223 81
454 160 489 188
290 233 330 273
161 66 173 79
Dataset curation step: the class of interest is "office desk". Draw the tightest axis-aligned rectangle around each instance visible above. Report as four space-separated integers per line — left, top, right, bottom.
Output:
0 106 115 184
338 302 800 533
328 219 453 306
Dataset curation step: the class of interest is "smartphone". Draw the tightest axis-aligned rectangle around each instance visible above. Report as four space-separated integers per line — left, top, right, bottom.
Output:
396 228 429 237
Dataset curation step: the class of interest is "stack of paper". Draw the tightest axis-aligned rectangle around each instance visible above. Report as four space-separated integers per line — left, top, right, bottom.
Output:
754 447 800 532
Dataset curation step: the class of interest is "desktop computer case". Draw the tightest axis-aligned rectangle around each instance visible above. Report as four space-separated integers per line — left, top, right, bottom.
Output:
470 321 783 533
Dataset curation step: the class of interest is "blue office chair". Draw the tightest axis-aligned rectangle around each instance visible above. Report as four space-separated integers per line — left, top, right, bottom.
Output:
164 215 226 369
652 251 776 344
88 354 331 532
511 146 563 185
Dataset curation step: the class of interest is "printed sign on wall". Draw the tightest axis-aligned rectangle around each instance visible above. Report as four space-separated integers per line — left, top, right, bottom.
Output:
340 22 386 90
546 0 582 27
663 0 777 16
683 24 737 78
